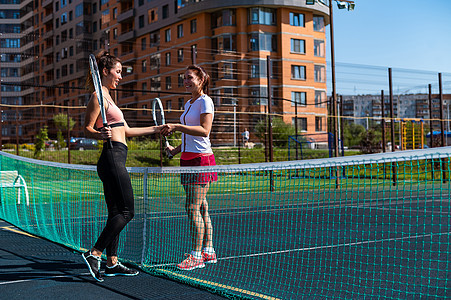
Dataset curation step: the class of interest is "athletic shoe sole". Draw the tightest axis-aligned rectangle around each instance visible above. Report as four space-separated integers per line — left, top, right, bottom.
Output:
177 263 205 271
104 272 139 277
204 259 217 264
82 253 104 282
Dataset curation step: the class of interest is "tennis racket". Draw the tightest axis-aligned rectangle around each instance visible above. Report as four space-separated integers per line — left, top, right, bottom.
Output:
89 54 113 149
152 98 173 159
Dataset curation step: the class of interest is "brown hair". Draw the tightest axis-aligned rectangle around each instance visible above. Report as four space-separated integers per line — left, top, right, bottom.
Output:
85 50 121 93
186 65 210 94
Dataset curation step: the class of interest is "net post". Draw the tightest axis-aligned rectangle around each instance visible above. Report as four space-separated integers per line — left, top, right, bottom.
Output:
388 68 397 186
438 72 447 182
267 55 274 192
67 108 71 164
140 170 149 266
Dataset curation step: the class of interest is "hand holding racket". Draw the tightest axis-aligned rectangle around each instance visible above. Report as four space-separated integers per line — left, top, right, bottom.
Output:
89 54 113 149
152 98 173 159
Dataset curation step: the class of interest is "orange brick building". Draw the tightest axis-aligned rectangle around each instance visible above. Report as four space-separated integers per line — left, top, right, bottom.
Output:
6 0 331 145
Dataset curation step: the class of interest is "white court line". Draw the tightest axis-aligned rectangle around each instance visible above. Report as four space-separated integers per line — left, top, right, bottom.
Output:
0 273 92 285
148 231 451 268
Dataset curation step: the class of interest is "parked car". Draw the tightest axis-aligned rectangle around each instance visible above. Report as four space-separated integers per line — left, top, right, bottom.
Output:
72 138 98 150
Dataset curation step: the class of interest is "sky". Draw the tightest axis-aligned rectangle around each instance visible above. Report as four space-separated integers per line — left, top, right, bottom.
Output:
325 0 451 95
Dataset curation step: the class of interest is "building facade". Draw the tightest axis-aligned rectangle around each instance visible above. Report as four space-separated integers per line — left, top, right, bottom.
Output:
3 0 332 145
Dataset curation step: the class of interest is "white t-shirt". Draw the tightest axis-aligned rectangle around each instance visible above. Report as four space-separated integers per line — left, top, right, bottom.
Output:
180 94 214 153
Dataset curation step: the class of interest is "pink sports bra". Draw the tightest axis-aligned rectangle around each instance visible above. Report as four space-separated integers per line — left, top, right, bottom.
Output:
95 98 125 129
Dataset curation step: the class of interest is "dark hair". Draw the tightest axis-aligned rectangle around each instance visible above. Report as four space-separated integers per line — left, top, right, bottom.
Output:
186 65 210 94
85 50 121 93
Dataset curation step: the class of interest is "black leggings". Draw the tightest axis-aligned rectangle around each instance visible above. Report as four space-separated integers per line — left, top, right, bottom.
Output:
94 141 134 257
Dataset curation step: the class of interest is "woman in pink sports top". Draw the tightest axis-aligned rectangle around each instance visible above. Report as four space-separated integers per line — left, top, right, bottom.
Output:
81 50 163 282
162 65 218 271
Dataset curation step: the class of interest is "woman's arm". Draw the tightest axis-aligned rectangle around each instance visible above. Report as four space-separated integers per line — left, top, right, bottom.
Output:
163 113 213 137
167 144 182 156
123 120 162 137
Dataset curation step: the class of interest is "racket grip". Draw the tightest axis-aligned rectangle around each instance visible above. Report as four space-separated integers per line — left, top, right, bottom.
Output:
107 138 113 149
164 141 173 159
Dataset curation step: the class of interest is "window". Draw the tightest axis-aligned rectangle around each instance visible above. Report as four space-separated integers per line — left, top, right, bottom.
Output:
315 117 323 131
211 9 236 28
150 31 160 46
315 91 326 107
75 3 83 17
190 19 197 33
165 52 171 66
249 7 276 25
61 12 68 25
292 91 306 106
150 53 160 70
147 8 158 23
290 12 304 27
177 48 183 62
142 60 147 72
295 117 307 131
177 24 183 38
314 40 325 57
162 4 169 19
139 15 144 28
113 8 117 19
291 39 305 54
150 76 161 91
178 73 184 87
314 65 325 82
223 62 237 79
313 15 324 32
222 88 237 105
291 65 306 80
141 37 146 50
250 60 266 78
212 34 236 53
167 100 172 112
142 103 148 115
178 97 184 110
165 76 172 90
165 29 171 42
249 33 277 52
142 83 147 96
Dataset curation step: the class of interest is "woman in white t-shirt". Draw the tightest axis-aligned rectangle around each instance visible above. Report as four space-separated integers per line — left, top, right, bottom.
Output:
162 65 218 271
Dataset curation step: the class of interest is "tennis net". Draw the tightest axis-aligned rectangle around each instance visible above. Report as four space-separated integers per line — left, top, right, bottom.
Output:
0 148 449 299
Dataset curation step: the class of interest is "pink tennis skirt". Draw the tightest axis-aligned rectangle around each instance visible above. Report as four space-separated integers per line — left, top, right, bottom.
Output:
180 154 218 185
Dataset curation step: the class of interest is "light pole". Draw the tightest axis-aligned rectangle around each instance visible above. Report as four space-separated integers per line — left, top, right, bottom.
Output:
232 99 237 147
307 0 355 158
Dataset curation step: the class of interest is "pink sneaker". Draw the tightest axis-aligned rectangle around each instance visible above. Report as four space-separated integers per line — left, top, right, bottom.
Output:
202 251 217 264
176 254 205 271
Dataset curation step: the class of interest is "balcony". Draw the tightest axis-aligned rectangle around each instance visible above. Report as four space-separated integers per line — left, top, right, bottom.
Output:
43 13 53 24
43 46 53 56
43 29 53 40
42 0 52 8
118 30 136 43
117 8 135 23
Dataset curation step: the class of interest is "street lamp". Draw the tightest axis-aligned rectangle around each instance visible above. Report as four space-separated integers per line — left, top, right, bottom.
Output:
306 0 355 158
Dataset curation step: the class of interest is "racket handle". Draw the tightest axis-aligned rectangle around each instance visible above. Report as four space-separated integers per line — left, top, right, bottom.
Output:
164 140 173 159
107 138 113 149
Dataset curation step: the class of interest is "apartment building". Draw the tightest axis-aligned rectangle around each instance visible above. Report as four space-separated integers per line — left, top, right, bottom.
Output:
0 0 34 144
342 93 451 133
4 0 331 145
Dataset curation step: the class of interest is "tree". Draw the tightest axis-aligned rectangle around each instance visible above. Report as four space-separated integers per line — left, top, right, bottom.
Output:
53 113 76 150
255 117 295 147
360 129 381 154
343 121 366 148
34 126 48 158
